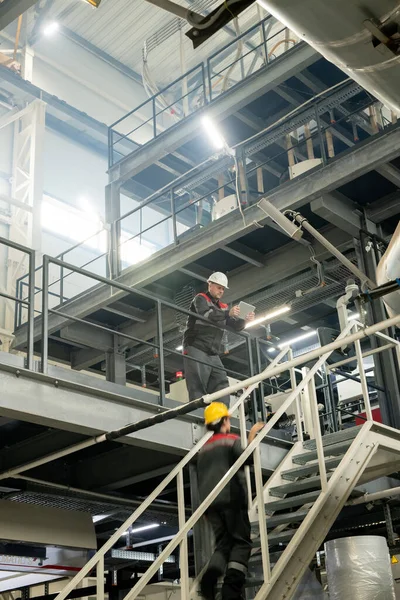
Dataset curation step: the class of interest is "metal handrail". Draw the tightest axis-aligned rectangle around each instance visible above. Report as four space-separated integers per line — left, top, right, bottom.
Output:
0 235 35 369
108 15 293 167
51 316 400 600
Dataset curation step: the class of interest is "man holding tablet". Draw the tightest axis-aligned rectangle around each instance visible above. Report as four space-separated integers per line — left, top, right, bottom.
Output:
183 272 255 406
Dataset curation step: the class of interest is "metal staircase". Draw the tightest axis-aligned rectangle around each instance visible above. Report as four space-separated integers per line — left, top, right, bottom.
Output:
52 314 400 600
247 423 400 598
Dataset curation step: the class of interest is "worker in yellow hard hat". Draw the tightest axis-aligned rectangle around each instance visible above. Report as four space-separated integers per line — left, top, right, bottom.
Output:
197 402 264 600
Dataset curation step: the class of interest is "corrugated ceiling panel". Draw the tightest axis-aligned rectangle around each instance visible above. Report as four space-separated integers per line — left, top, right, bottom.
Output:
37 0 264 86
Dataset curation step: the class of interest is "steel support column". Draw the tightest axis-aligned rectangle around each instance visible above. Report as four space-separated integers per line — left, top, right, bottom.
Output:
105 342 126 386
105 183 121 279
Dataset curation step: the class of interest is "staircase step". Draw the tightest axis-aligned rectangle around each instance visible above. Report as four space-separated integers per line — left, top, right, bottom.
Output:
293 440 353 465
269 474 332 498
265 490 320 513
249 550 283 566
253 528 296 546
302 427 358 450
251 509 309 529
281 456 342 481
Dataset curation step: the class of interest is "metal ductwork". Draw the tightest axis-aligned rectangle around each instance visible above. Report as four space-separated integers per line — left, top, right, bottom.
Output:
376 220 400 317
256 0 400 114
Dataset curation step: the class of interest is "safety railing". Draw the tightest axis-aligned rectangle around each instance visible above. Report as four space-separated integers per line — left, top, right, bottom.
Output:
106 84 395 278
39 254 272 416
108 15 299 167
0 236 35 369
15 227 108 328
207 22 296 102
50 313 400 600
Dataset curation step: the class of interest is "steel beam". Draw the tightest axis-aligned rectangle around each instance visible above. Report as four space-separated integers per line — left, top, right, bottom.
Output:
0 0 38 31
108 44 318 183
222 241 264 267
0 360 289 467
13 124 400 352
311 193 377 238
122 226 352 352
367 191 400 223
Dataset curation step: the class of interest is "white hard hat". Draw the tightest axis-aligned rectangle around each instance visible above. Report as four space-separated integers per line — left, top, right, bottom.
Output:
208 272 229 289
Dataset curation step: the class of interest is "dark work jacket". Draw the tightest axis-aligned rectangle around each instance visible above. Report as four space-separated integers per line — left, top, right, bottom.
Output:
183 291 244 355
197 433 248 510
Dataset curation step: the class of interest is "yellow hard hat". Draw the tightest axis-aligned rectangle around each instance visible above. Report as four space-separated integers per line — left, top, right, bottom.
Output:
204 402 229 425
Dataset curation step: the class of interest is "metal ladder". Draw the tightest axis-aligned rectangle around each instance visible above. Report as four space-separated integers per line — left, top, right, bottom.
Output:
52 314 400 600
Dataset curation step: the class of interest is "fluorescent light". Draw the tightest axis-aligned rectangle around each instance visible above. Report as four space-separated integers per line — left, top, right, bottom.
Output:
121 523 160 537
93 514 110 523
349 312 360 320
43 22 59 36
245 305 290 329
202 116 226 150
176 345 183 351
278 330 318 349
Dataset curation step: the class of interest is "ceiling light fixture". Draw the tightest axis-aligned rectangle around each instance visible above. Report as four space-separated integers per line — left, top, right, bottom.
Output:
82 0 102 7
43 22 59 36
202 116 226 150
278 330 318 349
245 305 290 329
121 523 160 537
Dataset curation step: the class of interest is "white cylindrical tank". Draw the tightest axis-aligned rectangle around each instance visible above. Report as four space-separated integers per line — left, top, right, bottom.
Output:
377 220 400 318
325 536 396 599
257 0 400 113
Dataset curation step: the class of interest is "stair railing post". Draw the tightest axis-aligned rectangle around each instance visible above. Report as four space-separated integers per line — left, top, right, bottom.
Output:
354 323 373 420
239 400 253 508
253 444 271 582
301 367 314 438
289 349 303 442
177 469 190 598
96 555 104 600
308 371 328 492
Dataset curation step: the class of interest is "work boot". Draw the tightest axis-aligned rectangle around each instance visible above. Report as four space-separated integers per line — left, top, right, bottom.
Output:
200 568 220 600
221 568 246 600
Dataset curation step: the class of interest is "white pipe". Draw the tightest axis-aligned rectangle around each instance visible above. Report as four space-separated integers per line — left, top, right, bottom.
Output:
347 486 400 505
251 0 400 114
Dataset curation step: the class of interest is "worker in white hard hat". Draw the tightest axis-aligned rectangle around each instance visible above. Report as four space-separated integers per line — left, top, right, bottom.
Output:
182 272 255 406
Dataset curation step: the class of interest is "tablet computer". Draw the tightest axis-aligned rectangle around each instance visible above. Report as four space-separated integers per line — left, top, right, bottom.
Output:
238 301 255 319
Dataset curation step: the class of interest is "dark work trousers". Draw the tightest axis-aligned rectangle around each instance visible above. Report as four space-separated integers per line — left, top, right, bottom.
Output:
201 508 251 600
184 346 230 406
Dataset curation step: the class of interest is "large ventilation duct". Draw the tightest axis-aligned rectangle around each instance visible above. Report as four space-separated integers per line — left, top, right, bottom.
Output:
256 0 400 114
376 220 400 318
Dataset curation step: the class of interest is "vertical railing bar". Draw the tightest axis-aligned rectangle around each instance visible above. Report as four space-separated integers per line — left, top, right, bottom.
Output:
27 249 35 370
60 255 64 307
308 372 328 492
156 300 166 406
289 349 303 443
171 187 178 244
239 401 253 508
41 255 49 374
354 336 373 420
96 554 104 600
177 469 190 598
255 339 267 422
253 444 271 582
